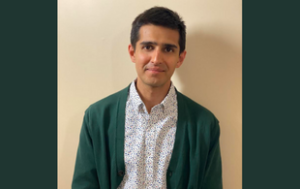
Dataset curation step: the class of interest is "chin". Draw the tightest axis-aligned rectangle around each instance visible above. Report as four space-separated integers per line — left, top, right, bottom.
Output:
137 74 170 88
144 79 168 88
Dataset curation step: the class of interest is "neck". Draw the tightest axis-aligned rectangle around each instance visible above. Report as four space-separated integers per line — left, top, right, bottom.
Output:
135 79 171 113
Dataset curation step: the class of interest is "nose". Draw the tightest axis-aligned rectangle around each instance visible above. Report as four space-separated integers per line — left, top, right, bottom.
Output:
150 48 163 64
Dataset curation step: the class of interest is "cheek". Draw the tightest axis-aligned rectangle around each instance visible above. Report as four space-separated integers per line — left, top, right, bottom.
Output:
167 58 180 68
136 53 151 64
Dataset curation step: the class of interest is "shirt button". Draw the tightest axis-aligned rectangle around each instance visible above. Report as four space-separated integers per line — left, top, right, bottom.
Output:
118 170 124 176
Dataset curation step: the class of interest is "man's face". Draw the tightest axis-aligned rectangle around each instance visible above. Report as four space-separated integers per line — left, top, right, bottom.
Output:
129 24 186 89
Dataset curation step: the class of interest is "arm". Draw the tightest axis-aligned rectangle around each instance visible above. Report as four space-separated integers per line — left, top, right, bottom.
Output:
72 110 100 189
201 120 223 189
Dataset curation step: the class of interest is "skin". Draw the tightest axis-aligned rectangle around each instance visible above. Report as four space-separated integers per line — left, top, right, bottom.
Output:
128 24 187 113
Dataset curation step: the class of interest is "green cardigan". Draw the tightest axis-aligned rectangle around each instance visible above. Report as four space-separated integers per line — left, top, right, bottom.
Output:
72 85 222 189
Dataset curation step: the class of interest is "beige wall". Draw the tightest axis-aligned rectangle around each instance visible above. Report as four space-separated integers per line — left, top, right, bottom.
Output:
58 0 242 188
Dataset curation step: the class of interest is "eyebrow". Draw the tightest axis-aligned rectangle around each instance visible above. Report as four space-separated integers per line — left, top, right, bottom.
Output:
139 41 178 49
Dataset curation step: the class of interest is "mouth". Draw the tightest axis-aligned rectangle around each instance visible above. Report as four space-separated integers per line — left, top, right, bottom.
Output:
145 68 165 73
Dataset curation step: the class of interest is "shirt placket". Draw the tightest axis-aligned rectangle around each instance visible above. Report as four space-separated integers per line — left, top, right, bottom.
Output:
144 107 157 189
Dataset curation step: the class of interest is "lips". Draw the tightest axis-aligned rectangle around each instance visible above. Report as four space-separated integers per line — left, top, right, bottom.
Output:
146 68 164 72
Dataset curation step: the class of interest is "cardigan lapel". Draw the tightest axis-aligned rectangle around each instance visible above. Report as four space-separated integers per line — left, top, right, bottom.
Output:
115 85 130 184
167 90 188 187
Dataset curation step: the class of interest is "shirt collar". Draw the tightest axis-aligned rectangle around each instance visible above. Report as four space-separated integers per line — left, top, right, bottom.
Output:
128 79 177 114
128 80 144 112
160 82 176 113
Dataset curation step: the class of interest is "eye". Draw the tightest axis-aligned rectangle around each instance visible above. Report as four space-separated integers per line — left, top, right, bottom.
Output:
164 47 174 53
142 45 154 51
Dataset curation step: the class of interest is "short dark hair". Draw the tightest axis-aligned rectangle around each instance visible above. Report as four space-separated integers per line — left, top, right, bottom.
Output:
130 6 186 54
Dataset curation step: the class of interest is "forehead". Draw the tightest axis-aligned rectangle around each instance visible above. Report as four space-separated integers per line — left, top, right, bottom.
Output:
138 24 180 46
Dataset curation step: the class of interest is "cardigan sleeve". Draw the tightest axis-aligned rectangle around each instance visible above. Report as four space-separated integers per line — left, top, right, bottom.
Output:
201 119 223 189
72 109 100 189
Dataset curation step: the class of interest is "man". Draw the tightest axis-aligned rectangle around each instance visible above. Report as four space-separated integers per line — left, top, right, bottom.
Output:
72 6 222 189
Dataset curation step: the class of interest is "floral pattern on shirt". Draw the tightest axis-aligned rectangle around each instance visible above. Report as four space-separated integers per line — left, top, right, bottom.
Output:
117 81 178 189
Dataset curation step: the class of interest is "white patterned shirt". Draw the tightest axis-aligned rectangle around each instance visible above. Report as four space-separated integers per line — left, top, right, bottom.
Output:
117 81 178 189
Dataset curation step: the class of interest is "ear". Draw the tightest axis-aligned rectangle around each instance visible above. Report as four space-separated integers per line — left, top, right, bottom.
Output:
128 44 136 63
176 50 187 68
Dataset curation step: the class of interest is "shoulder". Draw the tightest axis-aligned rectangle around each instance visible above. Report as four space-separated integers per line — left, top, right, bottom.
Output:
177 91 219 124
177 91 221 141
85 85 130 116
